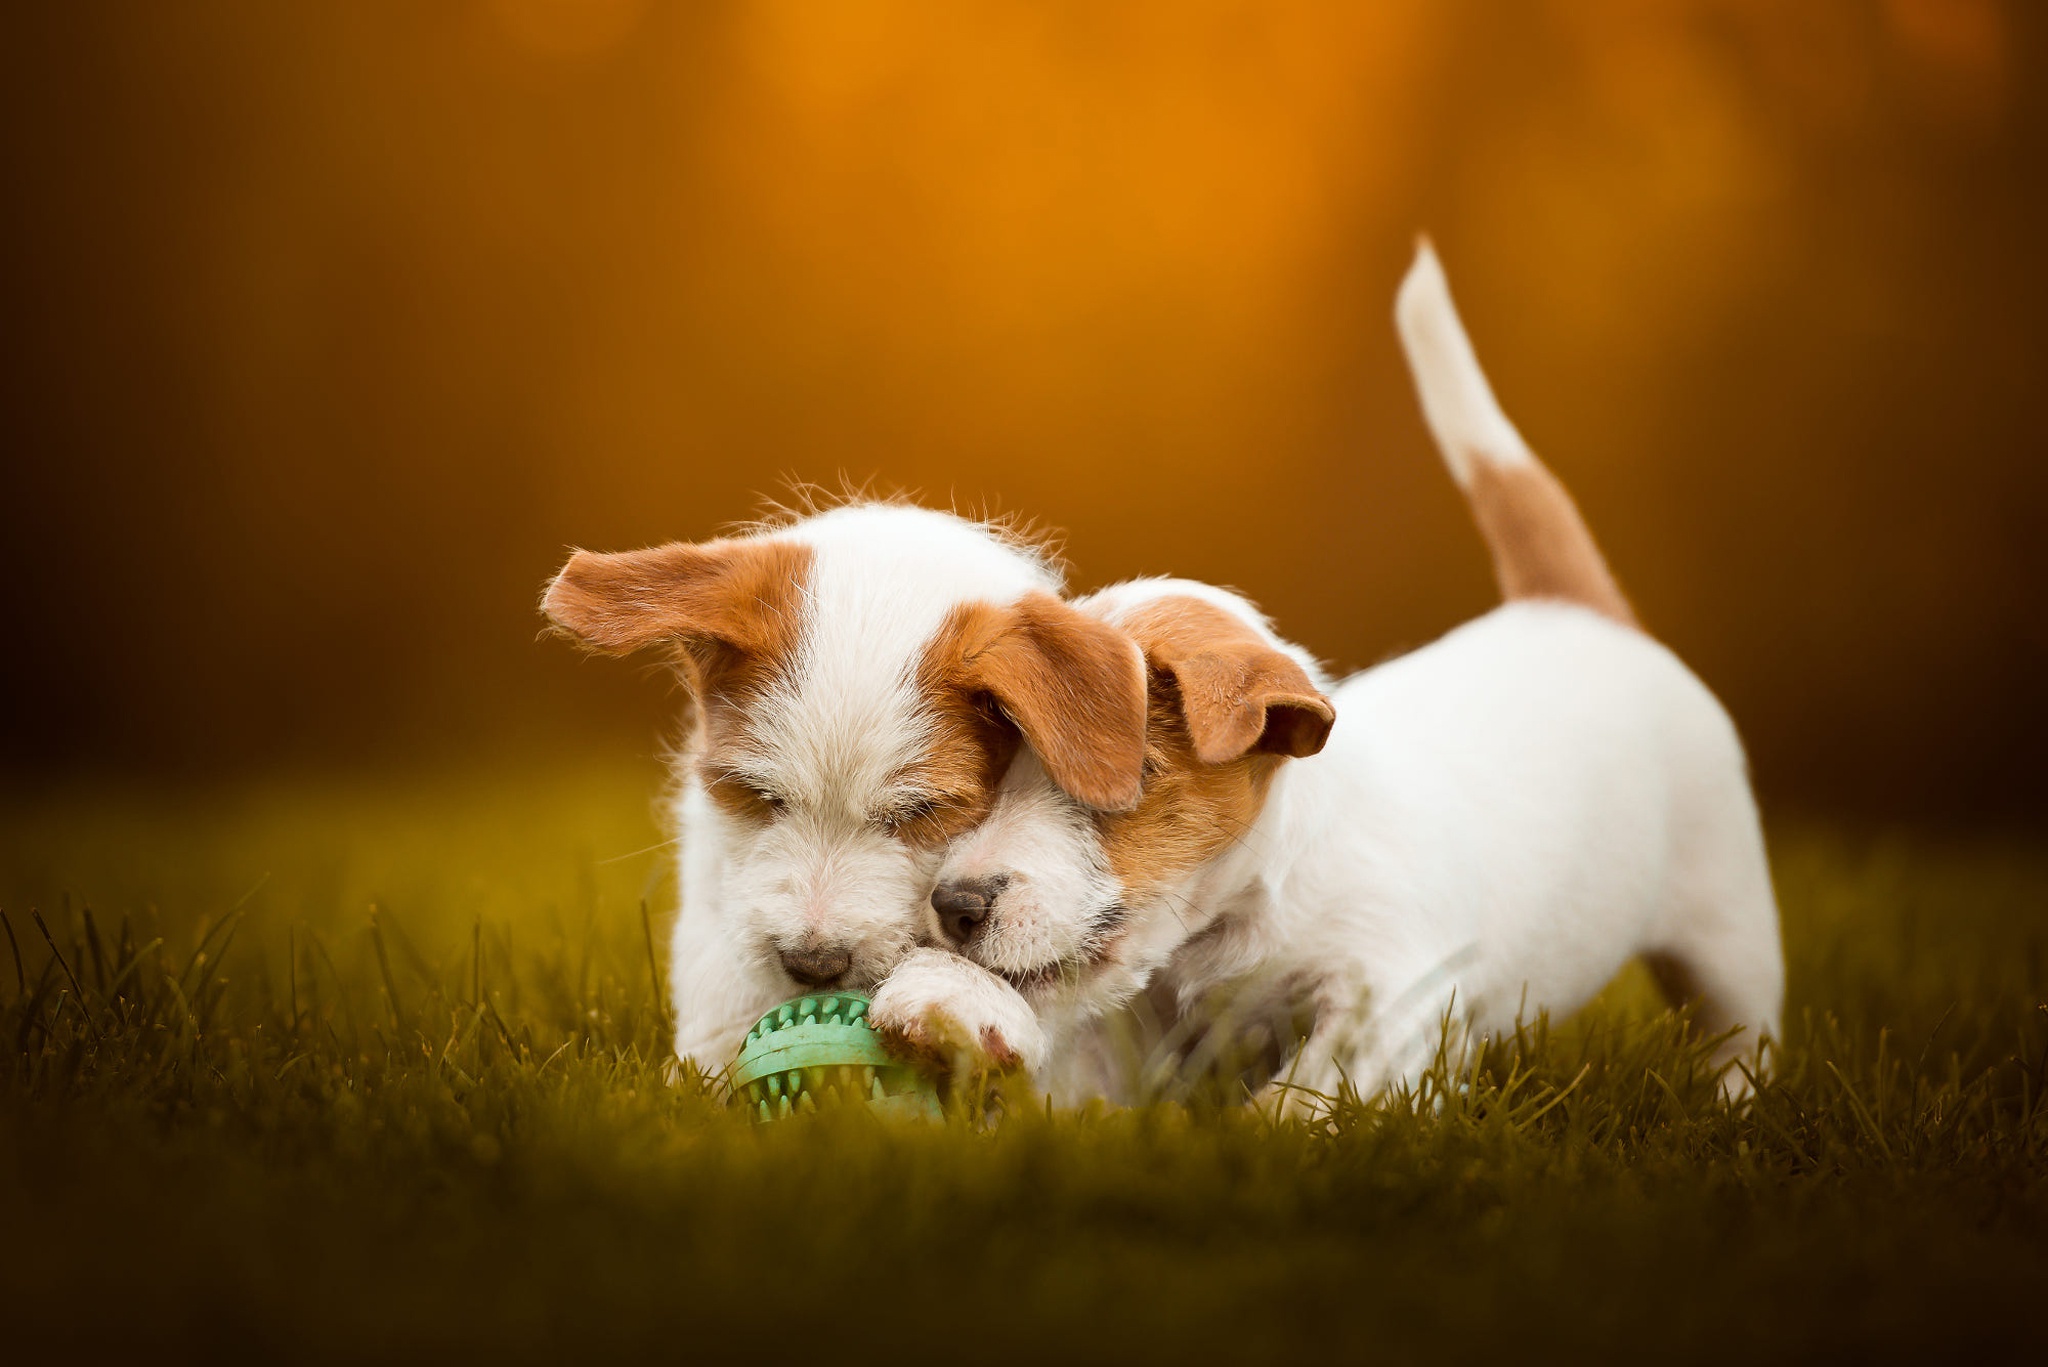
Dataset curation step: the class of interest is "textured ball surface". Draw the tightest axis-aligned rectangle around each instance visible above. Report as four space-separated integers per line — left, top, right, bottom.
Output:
729 993 942 1122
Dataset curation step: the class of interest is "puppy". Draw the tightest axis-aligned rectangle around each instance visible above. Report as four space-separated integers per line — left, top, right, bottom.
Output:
874 245 1784 1106
542 500 1148 1074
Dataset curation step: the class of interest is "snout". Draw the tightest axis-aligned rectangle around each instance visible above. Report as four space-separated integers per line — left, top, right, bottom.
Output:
931 874 1010 946
778 943 852 988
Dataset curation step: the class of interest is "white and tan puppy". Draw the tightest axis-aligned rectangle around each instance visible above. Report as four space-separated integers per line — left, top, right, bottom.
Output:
542 502 1147 1074
874 245 1784 1106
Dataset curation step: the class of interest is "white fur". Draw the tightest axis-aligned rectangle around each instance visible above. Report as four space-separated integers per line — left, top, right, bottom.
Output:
936 750 1121 985
1235 600 1779 1105
664 504 1062 1072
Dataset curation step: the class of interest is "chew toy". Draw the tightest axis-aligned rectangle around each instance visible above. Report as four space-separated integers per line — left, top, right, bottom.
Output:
729 993 941 1122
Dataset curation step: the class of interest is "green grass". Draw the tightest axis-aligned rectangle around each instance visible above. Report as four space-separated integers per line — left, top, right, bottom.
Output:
3 762 2044 1362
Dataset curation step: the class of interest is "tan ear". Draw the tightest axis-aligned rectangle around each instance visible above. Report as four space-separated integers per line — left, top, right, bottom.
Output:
937 593 1148 811
1123 597 1335 767
541 538 811 657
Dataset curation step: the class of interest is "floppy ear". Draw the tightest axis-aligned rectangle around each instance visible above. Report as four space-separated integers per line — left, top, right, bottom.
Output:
1168 644 1335 765
953 593 1148 812
1124 598 1335 767
540 538 811 658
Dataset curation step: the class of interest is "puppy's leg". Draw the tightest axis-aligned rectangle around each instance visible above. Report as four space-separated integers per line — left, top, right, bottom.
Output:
1262 976 1463 1120
1644 781 1785 1100
869 948 1049 1077
1262 1026 1350 1122
1263 1023 1400 1122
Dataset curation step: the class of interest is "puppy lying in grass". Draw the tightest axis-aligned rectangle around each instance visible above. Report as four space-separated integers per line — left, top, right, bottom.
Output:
871 244 1785 1109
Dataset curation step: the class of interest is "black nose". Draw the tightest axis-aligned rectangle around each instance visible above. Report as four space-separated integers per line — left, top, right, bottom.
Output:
931 874 1010 946
778 945 851 987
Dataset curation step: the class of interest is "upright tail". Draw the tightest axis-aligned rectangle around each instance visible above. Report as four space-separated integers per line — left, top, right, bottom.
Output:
1394 240 1636 629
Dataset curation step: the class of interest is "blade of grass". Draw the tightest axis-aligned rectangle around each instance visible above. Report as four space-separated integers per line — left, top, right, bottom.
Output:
1645 1069 1688 1123
306 928 358 1051
1515 1064 1592 1132
106 939 163 996
2 909 24 998
195 918 242 1034
639 900 665 1024
15 957 60 1056
80 904 109 993
1824 1061 1895 1162
30 910 103 1044
368 907 407 1033
177 910 244 997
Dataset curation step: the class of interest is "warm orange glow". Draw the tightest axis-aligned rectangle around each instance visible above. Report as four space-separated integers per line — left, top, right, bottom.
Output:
0 1 2040 818
1888 0 2010 122
491 0 650 60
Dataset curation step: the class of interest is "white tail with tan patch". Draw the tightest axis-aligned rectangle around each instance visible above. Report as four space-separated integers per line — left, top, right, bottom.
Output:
1396 240 1636 628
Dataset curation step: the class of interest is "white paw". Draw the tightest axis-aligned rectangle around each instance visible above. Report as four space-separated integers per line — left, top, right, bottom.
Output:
869 949 1048 1075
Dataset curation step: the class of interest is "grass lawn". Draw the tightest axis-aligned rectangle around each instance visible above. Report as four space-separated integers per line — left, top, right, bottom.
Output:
3 761 2043 1362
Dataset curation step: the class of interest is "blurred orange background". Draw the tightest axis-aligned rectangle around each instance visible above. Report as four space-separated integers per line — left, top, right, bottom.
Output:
2 0 2041 821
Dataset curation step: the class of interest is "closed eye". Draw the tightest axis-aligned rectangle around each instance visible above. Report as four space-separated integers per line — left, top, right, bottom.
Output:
876 795 947 837
709 769 787 815
882 796 938 826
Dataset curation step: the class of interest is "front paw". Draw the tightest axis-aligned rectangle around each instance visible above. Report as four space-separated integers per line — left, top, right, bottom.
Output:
870 948 1048 1076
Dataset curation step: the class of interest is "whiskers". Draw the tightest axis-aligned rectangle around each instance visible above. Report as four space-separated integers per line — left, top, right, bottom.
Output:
595 834 681 866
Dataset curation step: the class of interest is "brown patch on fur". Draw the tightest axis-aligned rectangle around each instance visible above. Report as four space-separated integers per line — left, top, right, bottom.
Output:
1465 459 1637 628
1118 598 1334 766
915 592 1147 816
542 538 814 825
1097 671 1284 904
1095 597 1335 903
894 652 1021 851
977 1024 1023 1072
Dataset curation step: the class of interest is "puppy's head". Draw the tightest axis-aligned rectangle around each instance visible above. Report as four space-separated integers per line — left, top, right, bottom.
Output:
932 580 1334 1010
542 504 1147 994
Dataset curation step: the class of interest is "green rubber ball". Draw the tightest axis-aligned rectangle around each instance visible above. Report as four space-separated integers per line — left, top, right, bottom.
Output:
729 993 942 1122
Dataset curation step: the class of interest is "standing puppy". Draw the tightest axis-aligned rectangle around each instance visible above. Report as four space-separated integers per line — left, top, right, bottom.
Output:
542 502 1147 1073
874 246 1784 1105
